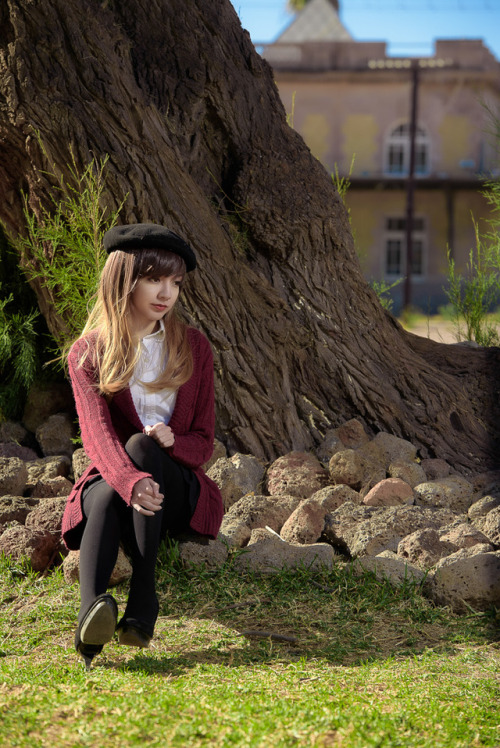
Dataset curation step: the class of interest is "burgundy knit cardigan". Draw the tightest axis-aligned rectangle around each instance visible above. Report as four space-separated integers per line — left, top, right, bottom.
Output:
61 327 223 550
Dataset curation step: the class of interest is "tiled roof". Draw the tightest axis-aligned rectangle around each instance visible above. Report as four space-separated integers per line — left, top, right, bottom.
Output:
276 0 352 43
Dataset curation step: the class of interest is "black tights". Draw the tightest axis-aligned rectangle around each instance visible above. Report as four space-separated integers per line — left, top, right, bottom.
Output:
78 433 195 636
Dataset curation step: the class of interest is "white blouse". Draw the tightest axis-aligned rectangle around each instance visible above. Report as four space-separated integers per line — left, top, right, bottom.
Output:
129 320 177 427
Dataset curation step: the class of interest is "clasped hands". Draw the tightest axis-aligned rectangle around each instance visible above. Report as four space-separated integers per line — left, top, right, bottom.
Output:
131 422 175 515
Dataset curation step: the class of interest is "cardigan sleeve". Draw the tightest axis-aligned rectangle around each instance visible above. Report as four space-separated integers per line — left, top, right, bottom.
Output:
166 331 216 470
68 337 152 505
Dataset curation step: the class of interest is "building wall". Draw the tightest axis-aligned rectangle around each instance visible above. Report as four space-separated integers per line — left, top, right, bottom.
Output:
275 62 500 312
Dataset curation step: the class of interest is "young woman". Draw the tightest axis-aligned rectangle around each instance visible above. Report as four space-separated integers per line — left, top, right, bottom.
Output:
61 223 223 669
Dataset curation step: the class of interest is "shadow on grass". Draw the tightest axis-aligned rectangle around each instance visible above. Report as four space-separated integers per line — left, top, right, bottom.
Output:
106 560 500 677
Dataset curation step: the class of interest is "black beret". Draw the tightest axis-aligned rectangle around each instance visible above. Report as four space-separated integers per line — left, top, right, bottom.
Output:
103 223 196 272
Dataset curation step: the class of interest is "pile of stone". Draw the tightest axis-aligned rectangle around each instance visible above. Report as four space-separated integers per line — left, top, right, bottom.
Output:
0 383 499 614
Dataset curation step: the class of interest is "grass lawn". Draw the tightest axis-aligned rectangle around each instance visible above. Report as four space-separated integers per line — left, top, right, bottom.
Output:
0 550 499 747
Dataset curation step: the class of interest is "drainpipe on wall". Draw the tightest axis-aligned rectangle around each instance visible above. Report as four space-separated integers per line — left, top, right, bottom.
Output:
404 61 419 310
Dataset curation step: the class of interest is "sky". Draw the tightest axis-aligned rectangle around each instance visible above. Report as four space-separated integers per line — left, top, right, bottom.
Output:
229 0 500 60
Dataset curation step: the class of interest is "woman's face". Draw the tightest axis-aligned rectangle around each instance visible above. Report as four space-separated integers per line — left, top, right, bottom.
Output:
129 273 183 334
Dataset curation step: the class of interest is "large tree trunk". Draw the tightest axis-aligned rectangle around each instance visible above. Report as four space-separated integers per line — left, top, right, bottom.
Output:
0 0 499 473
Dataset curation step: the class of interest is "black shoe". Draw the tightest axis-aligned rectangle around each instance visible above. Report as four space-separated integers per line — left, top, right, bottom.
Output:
75 594 118 670
116 619 152 648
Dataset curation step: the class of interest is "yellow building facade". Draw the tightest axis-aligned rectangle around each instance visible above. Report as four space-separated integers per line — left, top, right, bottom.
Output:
263 1 500 312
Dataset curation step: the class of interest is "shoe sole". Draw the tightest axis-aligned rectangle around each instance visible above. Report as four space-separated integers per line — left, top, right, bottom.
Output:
80 598 117 646
117 627 151 648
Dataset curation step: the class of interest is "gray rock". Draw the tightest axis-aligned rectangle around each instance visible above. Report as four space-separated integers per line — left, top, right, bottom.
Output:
0 525 57 572
179 538 228 569
72 448 91 482
439 522 492 550
267 451 329 499
36 413 75 458
324 502 459 558
219 494 301 548
397 527 456 569
207 453 266 511
25 456 72 492
333 419 369 450
316 430 344 465
0 457 28 497
388 460 427 488
472 506 500 546
25 497 66 537
234 528 335 573
0 443 38 461
370 432 417 467
0 420 29 445
23 381 74 433
30 476 73 499
414 476 475 513
280 485 359 544
426 546 500 612
468 494 500 520
420 458 451 481
0 496 39 525
353 551 425 586
329 449 385 492
363 478 414 507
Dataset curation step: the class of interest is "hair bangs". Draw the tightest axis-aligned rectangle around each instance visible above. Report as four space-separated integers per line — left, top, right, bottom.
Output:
135 248 187 280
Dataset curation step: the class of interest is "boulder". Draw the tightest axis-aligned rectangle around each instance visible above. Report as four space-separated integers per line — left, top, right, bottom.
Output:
280 485 361 545
420 458 451 481
439 522 491 550
0 443 38 461
234 528 335 573
388 460 427 488
333 419 369 450
397 528 456 569
22 381 74 433
179 538 228 569
30 476 73 499
324 502 459 558
72 448 91 482
267 451 329 499
370 432 417 467
207 453 266 511
63 546 132 585
329 449 385 492
25 456 72 493
353 551 425 586
316 430 343 465
363 478 414 507
36 413 75 458
426 546 500 612
25 497 66 537
219 493 301 548
414 476 475 513
0 496 39 525
468 495 500 520
0 420 29 445
0 525 58 572
0 457 28 497
472 470 500 501
472 506 500 546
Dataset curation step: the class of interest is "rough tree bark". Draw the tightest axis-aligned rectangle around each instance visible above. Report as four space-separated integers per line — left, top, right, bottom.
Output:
0 0 499 473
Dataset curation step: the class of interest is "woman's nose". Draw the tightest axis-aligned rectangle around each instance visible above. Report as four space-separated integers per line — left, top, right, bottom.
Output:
158 281 171 299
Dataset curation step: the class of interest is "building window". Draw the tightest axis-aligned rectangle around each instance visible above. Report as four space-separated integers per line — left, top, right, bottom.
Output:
384 216 426 277
385 124 429 176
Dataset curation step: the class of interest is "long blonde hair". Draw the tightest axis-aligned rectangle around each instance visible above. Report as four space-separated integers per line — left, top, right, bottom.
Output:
77 248 193 395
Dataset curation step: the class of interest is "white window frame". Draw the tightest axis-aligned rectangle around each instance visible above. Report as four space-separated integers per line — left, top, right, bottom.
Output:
384 123 430 177
383 216 427 279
